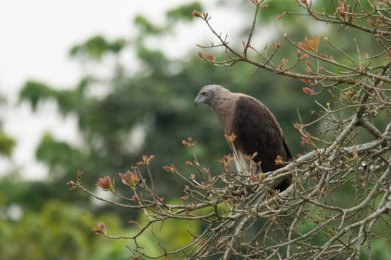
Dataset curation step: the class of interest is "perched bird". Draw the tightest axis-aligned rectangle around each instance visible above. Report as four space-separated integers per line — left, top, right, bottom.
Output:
194 84 292 191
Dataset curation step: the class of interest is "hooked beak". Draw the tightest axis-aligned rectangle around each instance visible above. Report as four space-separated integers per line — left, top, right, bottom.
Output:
193 95 204 106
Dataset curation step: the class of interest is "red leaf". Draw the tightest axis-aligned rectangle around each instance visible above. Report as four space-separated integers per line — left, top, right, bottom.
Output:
298 36 320 52
302 87 315 95
162 164 177 173
198 52 216 63
274 155 284 165
367 18 374 26
66 181 77 190
300 136 311 145
299 78 312 84
96 176 115 192
192 10 202 18
118 171 139 188
91 222 106 235
277 12 287 20
142 154 155 166
185 160 194 167
274 42 281 49
182 137 197 147
336 1 347 19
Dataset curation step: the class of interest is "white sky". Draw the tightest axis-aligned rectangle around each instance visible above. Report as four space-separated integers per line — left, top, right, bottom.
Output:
0 0 251 179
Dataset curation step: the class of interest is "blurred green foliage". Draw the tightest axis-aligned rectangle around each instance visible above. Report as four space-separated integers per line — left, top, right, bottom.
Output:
134 15 166 36
1 0 390 259
0 130 15 157
166 2 203 23
131 207 201 257
20 78 89 115
69 36 126 60
36 133 83 179
360 240 391 260
0 201 129 260
0 94 15 157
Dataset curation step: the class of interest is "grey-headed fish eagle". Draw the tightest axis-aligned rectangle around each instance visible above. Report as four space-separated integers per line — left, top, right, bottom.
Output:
194 84 292 191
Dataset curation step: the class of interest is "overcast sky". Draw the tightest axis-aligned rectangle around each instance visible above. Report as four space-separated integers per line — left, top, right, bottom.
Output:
0 0 248 179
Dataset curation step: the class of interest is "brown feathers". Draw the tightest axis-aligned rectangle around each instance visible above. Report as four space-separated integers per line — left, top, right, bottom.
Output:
195 85 292 191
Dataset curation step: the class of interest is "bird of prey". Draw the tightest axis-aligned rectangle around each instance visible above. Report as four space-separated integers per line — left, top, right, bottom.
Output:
194 84 292 191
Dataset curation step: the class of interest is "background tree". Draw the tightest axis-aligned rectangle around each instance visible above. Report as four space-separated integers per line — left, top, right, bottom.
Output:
70 0 391 259
0 94 15 158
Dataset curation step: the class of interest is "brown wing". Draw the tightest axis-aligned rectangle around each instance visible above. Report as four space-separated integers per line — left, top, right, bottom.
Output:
283 137 292 160
232 95 290 173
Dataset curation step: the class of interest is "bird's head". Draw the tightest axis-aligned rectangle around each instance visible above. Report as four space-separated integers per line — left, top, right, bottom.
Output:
193 85 230 107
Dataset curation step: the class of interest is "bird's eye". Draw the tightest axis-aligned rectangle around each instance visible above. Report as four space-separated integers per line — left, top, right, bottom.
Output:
201 91 208 96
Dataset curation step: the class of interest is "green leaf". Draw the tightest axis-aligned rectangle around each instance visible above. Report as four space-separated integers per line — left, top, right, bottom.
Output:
36 133 82 178
19 81 56 110
0 130 15 157
134 15 165 35
69 35 126 60
166 2 203 23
